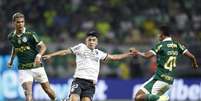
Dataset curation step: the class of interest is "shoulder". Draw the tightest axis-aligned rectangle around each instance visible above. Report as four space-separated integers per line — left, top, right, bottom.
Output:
154 42 163 48
172 40 185 47
25 29 37 35
71 43 85 50
79 43 86 47
75 43 85 48
8 32 14 40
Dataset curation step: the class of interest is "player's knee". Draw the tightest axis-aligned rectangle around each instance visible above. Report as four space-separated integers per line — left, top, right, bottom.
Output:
135 94 144 101
69 94 80 101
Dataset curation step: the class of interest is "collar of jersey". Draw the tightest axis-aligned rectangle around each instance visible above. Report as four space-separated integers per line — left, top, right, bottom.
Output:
83 43 96 51
14 27 26 37
162 37 172 42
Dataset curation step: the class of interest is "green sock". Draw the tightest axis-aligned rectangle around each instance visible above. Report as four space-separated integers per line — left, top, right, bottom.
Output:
145 94 160 101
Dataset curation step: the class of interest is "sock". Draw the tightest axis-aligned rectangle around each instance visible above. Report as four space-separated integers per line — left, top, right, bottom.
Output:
145 94 160 101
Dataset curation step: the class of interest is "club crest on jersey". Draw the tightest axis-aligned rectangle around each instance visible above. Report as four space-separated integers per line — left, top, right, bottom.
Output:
22 36 28 43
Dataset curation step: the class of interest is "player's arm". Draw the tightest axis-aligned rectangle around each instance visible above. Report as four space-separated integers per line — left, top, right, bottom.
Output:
137 50 155 59
34 41 47 65
43 49 72 60
7 47 16 68
36 41 47 57
106 51 132 61
183 50 199 69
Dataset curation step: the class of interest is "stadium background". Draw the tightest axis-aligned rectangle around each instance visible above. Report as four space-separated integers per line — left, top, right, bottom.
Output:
0 0 201 101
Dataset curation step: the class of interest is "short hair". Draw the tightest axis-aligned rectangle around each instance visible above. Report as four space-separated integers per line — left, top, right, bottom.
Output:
86 31 99 38
159 25 172 36
12 12 24 21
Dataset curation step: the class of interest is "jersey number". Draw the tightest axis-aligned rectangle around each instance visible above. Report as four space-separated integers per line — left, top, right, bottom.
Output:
164 56 176 71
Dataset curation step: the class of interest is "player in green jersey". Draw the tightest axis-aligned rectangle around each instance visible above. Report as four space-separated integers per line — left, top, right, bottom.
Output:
7 12 56 101
131 26 199 101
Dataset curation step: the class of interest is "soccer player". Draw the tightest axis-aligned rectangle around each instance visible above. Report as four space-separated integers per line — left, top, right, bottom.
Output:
43 31 134 101
132 26 199 101
7 12 56 101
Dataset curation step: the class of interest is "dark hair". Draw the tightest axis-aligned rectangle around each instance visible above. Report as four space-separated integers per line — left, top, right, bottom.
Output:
86 31 99 38
12 12 24 21
159 26 172 36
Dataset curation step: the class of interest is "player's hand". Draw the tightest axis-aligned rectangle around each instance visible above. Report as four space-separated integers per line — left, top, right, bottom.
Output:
129 48 138 56
192 62 199 70
7 60 13 68
42 55 51 60
34 54 41 65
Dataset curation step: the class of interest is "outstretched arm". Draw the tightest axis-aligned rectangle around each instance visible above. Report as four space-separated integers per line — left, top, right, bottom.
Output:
130 48 155 59
43 48 72 59
106 51 132 61
183 50 199 69
137 50 155 59
7 47 16 68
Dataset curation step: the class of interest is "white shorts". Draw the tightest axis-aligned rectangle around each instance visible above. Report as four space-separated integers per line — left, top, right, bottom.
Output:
19 67 49 85
140 77 171 95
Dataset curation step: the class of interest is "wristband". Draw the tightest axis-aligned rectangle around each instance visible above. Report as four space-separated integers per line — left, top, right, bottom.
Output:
36 54 42 58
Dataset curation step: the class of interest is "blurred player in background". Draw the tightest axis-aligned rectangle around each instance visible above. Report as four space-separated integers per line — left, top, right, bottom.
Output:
131 26 199 101
43 31 135 101
7 12 56 101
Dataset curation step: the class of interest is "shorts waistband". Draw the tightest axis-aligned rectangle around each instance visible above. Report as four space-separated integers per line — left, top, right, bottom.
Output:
75 78 94 84
19 63 42 70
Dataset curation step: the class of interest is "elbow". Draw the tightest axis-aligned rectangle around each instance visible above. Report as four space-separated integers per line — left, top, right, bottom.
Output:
44 45 47 51
41 44 47 52
144 55 152 59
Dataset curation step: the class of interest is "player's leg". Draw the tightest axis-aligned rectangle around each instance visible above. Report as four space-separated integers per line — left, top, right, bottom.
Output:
69 94 80 101
22 81 33 101
135 88 160 101
135 79 170 101
151 80 170 101
32 67 56 100
135 78 160 101
81 96 91 101
135 89 147 101
19 70 34 101
80 79 95 101
41 82 56 100
69 79 82 101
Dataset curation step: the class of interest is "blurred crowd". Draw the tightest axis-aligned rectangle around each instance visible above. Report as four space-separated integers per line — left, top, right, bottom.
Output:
0 0 201 79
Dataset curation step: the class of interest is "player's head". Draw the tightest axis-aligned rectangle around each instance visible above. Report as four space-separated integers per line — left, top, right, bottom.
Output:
159 25 171 41
12 12 25 32
85 31 99 49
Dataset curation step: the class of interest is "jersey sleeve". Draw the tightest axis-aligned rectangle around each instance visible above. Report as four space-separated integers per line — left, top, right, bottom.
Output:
98 50 108 60
70 43 83 54
151 43 162 55
177 43 187 54
31 32 41 45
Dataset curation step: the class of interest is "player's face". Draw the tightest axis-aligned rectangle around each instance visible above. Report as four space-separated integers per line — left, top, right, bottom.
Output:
159 33 165 41
85 36 98 49
13 17 25 33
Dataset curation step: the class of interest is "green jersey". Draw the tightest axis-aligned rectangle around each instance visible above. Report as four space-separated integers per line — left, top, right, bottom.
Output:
151 38 187 84
8 28 42 70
